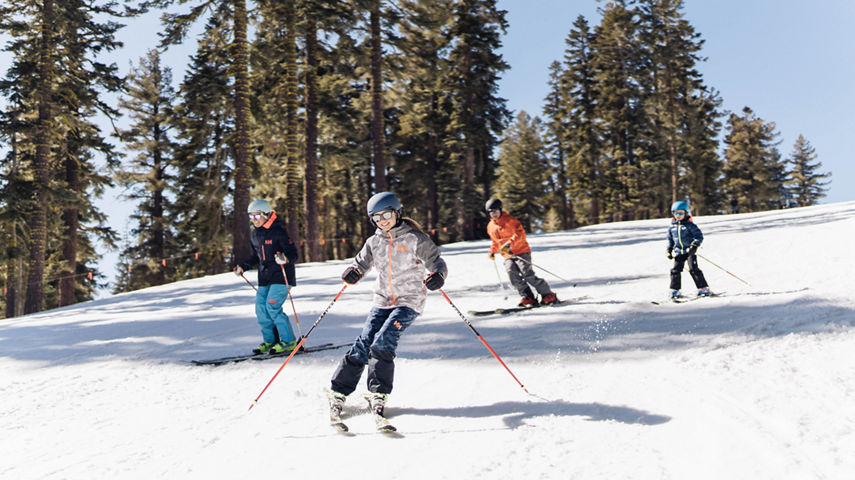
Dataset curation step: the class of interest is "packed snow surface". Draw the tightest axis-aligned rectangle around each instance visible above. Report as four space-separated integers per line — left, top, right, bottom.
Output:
2 202 854 479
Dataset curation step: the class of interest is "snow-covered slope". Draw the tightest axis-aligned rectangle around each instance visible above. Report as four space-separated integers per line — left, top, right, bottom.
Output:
2 202 854 479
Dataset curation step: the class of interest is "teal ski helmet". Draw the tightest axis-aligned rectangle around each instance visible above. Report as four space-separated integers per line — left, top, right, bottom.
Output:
247 199 273 214
670 200 690 216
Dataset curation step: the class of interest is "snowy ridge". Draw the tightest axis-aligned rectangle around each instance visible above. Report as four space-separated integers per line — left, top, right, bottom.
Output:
2 202 854 479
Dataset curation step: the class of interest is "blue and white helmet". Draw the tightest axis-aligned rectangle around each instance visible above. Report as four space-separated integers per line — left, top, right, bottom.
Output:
670 200 691 216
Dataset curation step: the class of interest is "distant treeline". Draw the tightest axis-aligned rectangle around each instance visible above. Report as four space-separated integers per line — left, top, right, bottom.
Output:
0 0 829 316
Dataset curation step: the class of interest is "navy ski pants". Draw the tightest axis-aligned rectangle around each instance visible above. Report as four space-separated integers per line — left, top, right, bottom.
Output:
330 306 418 396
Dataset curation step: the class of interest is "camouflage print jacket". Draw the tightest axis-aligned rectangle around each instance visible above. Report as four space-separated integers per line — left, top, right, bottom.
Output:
351 220 447 314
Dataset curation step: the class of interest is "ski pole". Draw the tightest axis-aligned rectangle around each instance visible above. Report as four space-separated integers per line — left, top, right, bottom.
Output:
696 253 751 287
511 254 573 285
239 272 257 291
279 262 304 339
438 288 532 395
248 283 348 412
491 256 509 300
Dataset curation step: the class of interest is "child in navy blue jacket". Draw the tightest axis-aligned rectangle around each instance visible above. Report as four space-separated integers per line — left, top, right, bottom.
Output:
666 201 710 299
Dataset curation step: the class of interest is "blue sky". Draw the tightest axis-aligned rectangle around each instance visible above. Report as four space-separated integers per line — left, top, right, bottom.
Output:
498 0 854 204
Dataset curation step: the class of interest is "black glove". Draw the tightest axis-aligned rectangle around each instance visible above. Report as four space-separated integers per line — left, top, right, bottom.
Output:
666 249 673 260
341 266 362 285
424 271 445 291
687 241 700 256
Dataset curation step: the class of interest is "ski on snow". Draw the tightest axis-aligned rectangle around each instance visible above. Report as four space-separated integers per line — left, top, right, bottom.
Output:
467 295 591 317
327 393 400 436
327 391 351 434
651 292 725 305
191 342 348 366
364 393 399 434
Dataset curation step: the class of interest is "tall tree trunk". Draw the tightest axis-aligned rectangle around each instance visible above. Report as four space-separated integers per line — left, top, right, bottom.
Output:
462 145 475 239
231 0 252 264
6 134 22 317
5 223 20 318
370 1 387 192
558 161 574 230
304 17 321 262
152 120 166 286
669 139 678 204
426 93 439 242
283 0 301 245
59 139 80 307
25 0 55 314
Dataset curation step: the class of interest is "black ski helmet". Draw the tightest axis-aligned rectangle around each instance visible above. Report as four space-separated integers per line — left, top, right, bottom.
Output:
485 198 502 212
367 191 403 219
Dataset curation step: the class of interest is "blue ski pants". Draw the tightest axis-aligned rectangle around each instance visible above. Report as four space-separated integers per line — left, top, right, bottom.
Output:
255 284 296 344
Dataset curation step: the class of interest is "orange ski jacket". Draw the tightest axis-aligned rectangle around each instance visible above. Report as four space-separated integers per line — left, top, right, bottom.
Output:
487 211 531 258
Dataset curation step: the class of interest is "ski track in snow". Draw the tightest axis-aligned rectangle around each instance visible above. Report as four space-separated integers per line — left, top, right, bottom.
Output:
2 202 855 479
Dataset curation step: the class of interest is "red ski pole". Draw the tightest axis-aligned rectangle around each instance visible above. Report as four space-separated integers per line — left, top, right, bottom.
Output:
279 262 304 339
438 288 531 395
248 284 348 412
239 272 257 291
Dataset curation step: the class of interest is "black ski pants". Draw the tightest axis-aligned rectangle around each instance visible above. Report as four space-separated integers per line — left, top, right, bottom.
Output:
670 253 708 290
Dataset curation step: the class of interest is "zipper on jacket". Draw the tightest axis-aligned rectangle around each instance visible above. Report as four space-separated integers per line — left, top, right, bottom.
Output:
386 231 397 305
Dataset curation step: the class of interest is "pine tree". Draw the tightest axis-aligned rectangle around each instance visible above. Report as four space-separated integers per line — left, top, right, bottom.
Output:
637 0 722 216
368 0 388 192
394 0 454 240
1 0 124 311
313 21 373 259
494 111 549 231
590 0 646 221
0 104 29 318
786 134 829 207
444 0 510 240
723 107 785 212
542 61 574 230
154 0 254 264
303 6 322 262
558 14 601 225
115 50 178 290
161 16 234 284
303 0 358 261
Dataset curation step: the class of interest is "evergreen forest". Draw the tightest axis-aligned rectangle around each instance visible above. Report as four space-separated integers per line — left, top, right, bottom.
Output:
0 0 831 317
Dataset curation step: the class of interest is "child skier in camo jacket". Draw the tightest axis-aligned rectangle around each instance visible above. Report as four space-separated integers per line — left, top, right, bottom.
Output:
327 192 447 428
666 200 710 299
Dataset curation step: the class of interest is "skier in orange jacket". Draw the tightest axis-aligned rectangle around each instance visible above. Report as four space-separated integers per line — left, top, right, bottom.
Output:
485 198 557 307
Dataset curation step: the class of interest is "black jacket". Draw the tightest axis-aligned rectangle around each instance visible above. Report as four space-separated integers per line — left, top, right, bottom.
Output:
238 213 298 286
